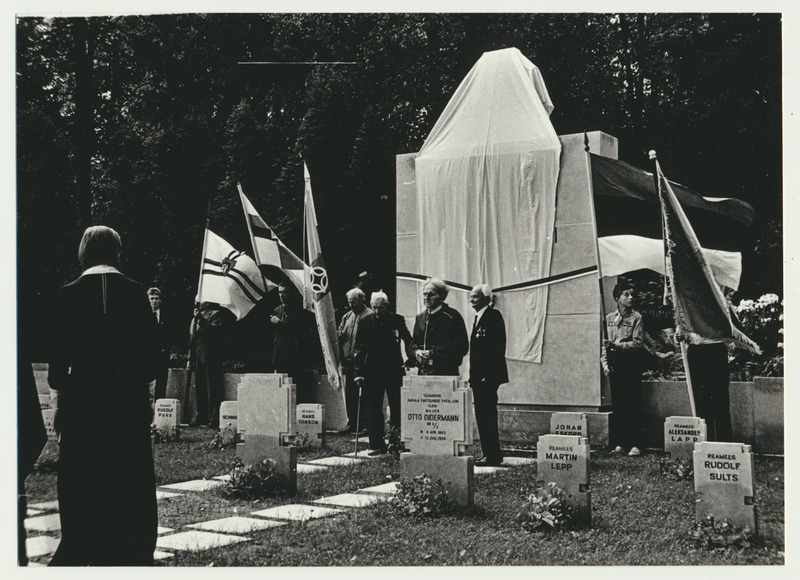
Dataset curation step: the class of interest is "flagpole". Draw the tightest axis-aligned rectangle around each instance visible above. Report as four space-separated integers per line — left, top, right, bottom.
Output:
650 151 697 417
583 132 609 340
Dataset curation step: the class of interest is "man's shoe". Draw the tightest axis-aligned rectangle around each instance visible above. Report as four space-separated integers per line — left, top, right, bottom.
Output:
358 428 369 436
628 446 642 457
611 446 625 454
367 448 387 456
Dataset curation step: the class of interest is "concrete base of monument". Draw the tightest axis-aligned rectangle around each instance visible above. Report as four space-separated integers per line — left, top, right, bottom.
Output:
236 436 298 495
498 407 611 448
399 453 474 508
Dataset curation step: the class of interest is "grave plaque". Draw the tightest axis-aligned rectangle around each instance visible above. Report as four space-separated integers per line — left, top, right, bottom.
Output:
237 373 296 444
401 376 472 456
400 376 474 507
219 401 239 434
236 374 298 493
664 416 706 461
550 412 588 438
536 434 591 524
39 395 53 411
296 404 325 448
154 399 181 437
693 442 757 535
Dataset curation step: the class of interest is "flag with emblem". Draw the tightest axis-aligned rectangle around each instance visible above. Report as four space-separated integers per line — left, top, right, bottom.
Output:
303 163 341 389
238 184 308 298
196 228 267 320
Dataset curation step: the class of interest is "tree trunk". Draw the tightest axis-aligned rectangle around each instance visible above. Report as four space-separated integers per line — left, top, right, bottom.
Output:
72 17 94 230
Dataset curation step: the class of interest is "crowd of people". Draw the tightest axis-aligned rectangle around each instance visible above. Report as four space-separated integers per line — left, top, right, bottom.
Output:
19 224 738 566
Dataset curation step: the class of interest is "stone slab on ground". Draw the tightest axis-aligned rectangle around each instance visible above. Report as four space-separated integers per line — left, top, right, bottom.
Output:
159 479 226 492
341 451 382 459
153 550 175 561
158 526 174 535
25 535 60 559
475 465 508 475
307 456 364 467
297 463 329 474
313 493 386 507
359 482 401 495
213 474 231 481
156 530 250 552
28 500 59 511
27 508 44 517
400 453 474 507
188 516 287 534
502 456 535 466
156 490 183 500
24 513 61 533
250 504 344 522
693 441 757 535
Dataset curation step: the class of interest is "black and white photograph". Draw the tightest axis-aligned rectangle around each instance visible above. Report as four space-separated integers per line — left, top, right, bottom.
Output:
12 0 792 570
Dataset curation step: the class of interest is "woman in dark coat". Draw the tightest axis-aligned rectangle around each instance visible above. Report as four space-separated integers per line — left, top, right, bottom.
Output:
48 226 158 566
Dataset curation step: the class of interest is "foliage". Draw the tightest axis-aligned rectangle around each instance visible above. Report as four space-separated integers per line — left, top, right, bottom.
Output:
151 425 181 444
659 457 694 481
386 425 405 457
729 293 784 380
686 514 753 551
224 458 286 500
208 427 238 450
391 473 449 518
17 14 782 364
515 482 575 533
292 431 311 451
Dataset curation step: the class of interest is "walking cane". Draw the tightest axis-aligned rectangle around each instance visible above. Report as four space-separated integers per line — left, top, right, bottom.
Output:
353 378 364 458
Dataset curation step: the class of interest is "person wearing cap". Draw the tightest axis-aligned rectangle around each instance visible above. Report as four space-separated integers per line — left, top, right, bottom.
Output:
409 277 469 376
353 291 413 454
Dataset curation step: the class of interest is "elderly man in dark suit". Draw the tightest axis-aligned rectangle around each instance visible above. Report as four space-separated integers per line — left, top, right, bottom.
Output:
410 277 469 376
468 284 508 467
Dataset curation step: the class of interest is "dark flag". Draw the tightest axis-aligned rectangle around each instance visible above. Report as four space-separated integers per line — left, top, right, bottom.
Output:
656 159 760 352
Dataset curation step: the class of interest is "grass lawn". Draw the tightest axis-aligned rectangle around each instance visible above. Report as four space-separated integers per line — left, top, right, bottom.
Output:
24 427 784 566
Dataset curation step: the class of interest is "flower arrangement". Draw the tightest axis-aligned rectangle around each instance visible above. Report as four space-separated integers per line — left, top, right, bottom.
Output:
224 458 286 499
515 482 575 532
686 514 752 551
391 473 449 517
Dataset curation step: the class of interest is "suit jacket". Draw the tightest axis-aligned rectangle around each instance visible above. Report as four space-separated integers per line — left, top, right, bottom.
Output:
468 306 509 386
410 303 469 376
353 311 413 381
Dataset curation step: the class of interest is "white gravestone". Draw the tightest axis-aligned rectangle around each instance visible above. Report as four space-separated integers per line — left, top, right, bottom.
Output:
236 373 298 494
41 409 57 442
154 398 181 437
664 416 707 461
400 376 474 507
550 412 588 438
296 404 325 448
401 376 473 455
536 434 591 525
693 441 757 535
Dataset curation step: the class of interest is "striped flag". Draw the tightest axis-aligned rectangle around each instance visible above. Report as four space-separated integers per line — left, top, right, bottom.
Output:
238 184 308 298
303 163 341 390
657 160 760 352
591 154 754 290
196 229 267 320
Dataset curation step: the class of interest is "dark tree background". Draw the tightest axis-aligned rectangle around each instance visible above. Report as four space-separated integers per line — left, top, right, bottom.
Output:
17 13 782 362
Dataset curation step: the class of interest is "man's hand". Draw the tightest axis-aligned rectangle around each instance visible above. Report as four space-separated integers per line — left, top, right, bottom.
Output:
603 339 615 352
675 330 685 343
270 315 281 325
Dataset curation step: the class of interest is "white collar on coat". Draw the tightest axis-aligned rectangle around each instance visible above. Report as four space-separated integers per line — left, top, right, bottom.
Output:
80 265 121 276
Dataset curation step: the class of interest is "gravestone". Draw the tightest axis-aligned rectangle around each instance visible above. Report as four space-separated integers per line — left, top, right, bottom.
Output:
236 374 298 494
154 399 181 438
550 412 588 438
693 441 757 535
664 416 706 461
39 395 53 411
296 404 325 448
41 409 57 442
219 401 239 436
400 376 474 507
536 434 591 525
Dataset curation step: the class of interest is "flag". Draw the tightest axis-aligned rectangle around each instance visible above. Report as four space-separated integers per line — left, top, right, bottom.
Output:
303 163 342 389
591 154 754 290
657 161 760 352
238 184 308 298
197 229 267 320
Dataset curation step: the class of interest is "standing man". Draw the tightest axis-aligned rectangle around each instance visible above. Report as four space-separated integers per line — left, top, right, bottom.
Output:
468 284 508 467
602 283 645 457
337 288 372 433
353 291 413 453
190 302 229 428
148 287 170 401
270 282 316 403
410 277 469 376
